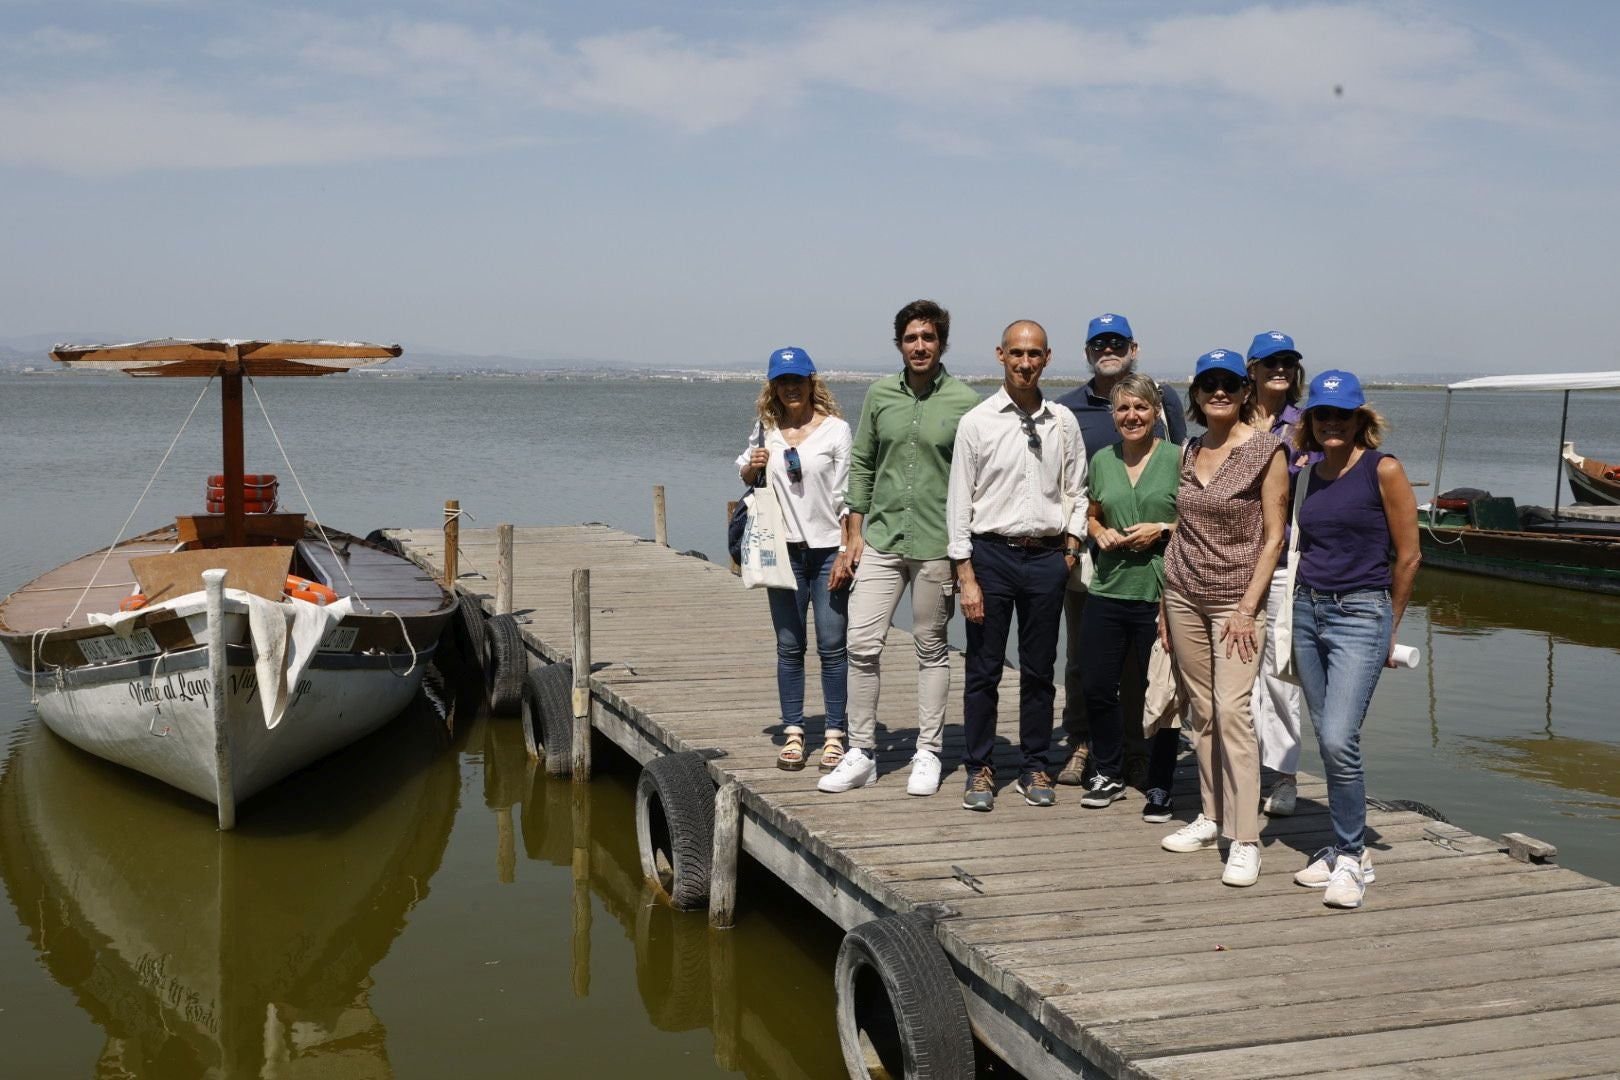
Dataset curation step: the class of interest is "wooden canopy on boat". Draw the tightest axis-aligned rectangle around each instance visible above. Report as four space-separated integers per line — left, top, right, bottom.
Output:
52 339 401 378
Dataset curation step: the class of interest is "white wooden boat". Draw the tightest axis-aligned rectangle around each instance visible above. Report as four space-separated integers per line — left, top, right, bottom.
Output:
0 340 457 827
1562 441 1620 505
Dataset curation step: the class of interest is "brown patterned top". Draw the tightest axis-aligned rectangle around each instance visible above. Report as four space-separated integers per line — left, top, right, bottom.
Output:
1163 430 1285 602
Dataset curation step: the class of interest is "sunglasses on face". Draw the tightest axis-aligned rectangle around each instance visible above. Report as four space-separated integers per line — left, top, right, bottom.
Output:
1255 354 1300 370
1310 406 1356 422
1018 412 1041 451
1088 335 1131 355
1195 373 1245 395
784 446 803 483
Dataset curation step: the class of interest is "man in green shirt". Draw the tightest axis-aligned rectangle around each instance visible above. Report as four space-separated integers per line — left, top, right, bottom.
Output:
818 299 982 797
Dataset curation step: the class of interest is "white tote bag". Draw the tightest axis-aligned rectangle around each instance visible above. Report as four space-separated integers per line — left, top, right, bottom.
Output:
1269 469 1311 685
739 472 797 591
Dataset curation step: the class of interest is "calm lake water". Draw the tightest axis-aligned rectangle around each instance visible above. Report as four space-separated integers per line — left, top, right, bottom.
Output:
1 371 1616 1077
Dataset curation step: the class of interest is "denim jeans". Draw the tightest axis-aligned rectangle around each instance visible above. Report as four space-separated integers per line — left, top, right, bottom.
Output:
767 544 849 732
963 543 1068 775
1292 587 1394 856
1077 592 1180 791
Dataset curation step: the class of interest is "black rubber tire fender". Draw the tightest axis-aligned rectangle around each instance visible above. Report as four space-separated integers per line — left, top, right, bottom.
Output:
520 662 574 776
633 889 713 1032
483 613 528 716
835 914 975 1080
635 752 717 911
1368 797 1450 824
451 595 488 678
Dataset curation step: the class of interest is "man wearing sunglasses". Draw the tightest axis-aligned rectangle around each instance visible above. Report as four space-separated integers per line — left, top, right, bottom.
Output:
1053 314 1186 786
822 300 981 797
947 320 1087 811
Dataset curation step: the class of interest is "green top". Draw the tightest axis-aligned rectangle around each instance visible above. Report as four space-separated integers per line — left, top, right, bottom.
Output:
1088 439 1180 602
847 366 982 561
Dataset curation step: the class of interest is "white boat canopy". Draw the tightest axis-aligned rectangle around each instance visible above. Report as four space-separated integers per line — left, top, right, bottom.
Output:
52 338 401 378
1447 372 1620 392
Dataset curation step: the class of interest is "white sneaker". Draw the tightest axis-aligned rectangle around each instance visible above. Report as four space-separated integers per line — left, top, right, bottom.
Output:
1161 814 1220 853
1323 853 1366 908
906 749 942 796
1263 777 1297 816
1222 841 1262 887
817 747 877 793
1294 847 1376 887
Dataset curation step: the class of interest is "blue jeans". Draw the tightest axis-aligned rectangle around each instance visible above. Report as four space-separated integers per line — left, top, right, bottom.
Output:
1292 587 1393 856
963 542 1068 775
767 544 848 732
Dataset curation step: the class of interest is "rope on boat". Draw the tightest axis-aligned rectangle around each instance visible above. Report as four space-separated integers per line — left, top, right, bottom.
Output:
247 377 367 607
147 650 172 737
28 628 55 705
61 377 216 629
380 610 418 678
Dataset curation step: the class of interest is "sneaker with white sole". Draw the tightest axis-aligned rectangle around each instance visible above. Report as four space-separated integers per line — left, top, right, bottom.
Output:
1263 776 1297 816
1161 814 1219 853
817 747 877 793
1294 846 1375 887
1323 853 1366 908
1141 788 1173 824
906 749 942 796
1222 841 1262 887
1080 774 1126 808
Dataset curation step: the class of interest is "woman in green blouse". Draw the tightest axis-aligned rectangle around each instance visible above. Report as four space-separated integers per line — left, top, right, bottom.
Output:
1077 373 1183 822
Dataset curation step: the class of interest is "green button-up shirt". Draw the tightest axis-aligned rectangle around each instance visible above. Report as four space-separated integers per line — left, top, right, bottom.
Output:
847 366 982 561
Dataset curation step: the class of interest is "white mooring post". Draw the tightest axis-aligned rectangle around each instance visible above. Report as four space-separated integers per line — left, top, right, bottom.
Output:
203 568 235 831
496 523 514 615
571 568 592 779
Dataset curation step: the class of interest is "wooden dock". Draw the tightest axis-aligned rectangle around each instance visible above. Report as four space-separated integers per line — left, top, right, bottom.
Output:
389 522 1620 1079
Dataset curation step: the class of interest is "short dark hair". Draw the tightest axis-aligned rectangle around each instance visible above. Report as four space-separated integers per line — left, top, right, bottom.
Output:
1186 377 1257 426
893 299 950 355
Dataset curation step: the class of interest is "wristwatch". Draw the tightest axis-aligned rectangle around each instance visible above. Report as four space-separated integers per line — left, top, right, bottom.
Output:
1159 525 1171 543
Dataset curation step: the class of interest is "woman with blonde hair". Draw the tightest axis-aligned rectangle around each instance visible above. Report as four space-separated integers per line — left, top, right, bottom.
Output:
737 348 854 771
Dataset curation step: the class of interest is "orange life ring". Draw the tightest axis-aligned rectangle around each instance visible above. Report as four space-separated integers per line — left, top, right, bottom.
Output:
285 576 339 605
207 497 278 515
208 473 278 488
119 593 149 612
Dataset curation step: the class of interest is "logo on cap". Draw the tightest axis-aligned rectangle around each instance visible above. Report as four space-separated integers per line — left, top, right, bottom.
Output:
1270 332 1285 341
1099 315 1115 324
1323 376 1341 391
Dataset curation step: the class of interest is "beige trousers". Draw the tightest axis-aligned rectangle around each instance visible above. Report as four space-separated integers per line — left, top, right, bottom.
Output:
1163 586 1266 843
845 547 955 752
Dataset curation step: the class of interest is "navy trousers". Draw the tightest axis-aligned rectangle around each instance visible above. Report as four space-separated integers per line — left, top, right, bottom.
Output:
962 542 1069 775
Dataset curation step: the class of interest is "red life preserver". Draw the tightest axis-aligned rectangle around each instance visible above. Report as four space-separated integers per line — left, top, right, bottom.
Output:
119 593 149 612
285 575 339 605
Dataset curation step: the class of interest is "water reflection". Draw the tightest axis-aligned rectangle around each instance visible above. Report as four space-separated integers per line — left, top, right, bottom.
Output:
1416 567 1620 653
0 697 459 1078
1457 735 1620 819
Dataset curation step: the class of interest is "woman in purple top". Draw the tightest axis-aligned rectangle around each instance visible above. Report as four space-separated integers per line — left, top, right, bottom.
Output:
1289 370 1420 909
1246 331 1311 817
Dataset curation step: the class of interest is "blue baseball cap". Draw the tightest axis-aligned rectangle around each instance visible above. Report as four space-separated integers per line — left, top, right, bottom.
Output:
1303 369 1366 412
1194 349 1248 381
1247 330 1300 362
767 347 815 380
1086 313 1133 342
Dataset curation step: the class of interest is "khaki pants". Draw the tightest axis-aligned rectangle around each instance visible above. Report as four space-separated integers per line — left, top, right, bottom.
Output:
845 548 954 753
1163 586 1266 843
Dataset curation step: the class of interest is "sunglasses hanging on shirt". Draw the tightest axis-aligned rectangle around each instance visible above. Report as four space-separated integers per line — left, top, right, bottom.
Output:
1018 413 1041 451
784 446 803 483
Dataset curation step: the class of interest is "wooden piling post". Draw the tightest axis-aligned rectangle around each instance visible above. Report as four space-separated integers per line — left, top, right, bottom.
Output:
443 500 460 589
570 782 593 997
653 485 669 547
571 568 592 779
709 924 740 1071
709 780 742 929
726 499 740 574
496 523 514 615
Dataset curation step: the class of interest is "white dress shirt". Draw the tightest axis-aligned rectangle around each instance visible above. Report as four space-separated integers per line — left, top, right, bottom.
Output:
734 416 851 548
946 388 1088 560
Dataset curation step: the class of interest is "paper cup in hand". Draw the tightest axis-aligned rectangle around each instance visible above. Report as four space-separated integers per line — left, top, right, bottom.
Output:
1391 643 1420 669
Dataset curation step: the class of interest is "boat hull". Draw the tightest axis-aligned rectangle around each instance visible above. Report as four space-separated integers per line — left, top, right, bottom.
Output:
1561 443 1620 506
1419 523 1620 596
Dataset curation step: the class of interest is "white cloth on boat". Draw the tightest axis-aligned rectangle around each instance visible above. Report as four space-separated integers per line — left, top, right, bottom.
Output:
89 590 353 729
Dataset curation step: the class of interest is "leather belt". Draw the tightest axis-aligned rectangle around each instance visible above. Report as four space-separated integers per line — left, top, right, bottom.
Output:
973 532 1065 550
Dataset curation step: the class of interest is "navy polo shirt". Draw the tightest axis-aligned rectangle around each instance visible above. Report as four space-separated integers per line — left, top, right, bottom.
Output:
1056 379 1188 459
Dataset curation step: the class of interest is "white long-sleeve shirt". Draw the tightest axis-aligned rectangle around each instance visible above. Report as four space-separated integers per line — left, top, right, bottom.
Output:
734 416 851 548
946 389 1087 560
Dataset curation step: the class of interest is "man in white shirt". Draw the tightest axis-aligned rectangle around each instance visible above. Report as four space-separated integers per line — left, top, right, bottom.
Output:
948 321 1087 812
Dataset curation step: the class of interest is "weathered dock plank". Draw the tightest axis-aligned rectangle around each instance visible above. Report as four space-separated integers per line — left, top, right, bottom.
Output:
390 523 1620 1079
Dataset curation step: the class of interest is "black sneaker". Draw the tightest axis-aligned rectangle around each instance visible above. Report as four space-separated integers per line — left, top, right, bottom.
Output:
1141 788 1173 823
1080 774 1126 808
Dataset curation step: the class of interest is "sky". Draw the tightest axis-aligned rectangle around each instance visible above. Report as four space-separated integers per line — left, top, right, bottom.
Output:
2 1 1617 377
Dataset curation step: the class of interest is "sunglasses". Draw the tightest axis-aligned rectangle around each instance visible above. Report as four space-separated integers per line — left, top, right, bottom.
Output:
784 446 803 483
1018 412 1041 451
1088 335 1131 354
1310 406 1357 422
1194 373 1245 395
1255 354 1300 370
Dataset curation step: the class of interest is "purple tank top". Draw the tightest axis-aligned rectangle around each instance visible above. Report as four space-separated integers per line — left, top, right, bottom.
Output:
1296 450 1393 593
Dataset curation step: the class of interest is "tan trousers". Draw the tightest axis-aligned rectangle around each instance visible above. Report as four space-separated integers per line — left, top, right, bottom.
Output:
1163 586 1266 843
845 548 955 753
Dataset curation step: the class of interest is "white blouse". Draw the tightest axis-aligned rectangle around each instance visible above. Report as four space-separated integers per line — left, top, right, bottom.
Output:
734 416 851 548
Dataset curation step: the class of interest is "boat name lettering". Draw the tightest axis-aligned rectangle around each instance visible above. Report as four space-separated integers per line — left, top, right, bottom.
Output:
319 625 359 652
135 952 218 1033
127 672 212 707
228 669 314 708
79 629 161 664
